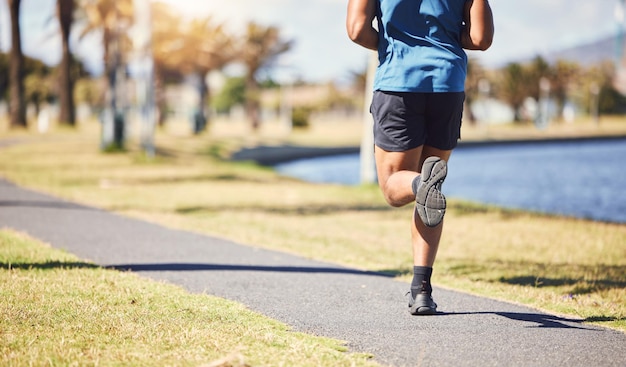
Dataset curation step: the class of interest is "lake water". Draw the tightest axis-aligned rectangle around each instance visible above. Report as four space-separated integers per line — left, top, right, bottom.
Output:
275 138 626 224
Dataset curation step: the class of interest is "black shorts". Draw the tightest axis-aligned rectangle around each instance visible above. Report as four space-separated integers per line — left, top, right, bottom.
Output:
370 91 465 151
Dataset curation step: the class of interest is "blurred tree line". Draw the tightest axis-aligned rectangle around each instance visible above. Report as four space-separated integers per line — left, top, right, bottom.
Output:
465 56 626 124
3 0 292 135
2 0 624 136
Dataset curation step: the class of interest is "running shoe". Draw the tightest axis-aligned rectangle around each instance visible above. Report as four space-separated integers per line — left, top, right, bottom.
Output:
408 292 438 315
415 156 447 227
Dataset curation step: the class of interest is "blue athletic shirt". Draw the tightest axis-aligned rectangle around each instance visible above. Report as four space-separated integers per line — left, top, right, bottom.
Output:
374 0 468 93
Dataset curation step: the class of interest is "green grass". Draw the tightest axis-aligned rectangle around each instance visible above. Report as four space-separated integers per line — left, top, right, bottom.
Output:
0 117 624 366
0 229 378 366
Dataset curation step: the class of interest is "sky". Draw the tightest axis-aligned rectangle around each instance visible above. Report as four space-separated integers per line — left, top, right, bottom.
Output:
0 0 624 84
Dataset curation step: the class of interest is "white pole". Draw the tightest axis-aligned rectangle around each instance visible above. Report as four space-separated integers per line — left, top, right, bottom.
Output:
280 80 293 134
616 0 625 67
360 52 378 184
614 0 626 95
133 0 156 156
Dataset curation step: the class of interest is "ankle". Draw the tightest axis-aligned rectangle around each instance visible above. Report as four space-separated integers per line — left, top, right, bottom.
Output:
411 266 433 297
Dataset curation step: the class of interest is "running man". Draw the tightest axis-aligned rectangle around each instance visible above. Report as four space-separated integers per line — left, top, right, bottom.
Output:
346 0 494 314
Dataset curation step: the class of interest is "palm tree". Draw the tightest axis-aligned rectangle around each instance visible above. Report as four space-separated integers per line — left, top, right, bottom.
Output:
79 0 133 81
79 0 133 148
527 56 552 101
551 60 581 120
7 0 26 128
498 62 527 122
57 0 75 126
240 22 292 130
22 56 53 119
150 1 184 127
168 16 235 133
464 57 487 125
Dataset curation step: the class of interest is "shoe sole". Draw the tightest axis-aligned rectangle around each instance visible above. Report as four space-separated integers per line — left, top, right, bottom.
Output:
415 157 447 227
409 293 438 315
410 306 437 315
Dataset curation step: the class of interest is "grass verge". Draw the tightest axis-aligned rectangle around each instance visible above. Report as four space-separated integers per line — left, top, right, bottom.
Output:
0 118 624 338
0 229 378 366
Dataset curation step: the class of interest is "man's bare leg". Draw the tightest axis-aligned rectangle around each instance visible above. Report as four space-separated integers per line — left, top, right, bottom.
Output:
375 144 452 315
411 146 451 267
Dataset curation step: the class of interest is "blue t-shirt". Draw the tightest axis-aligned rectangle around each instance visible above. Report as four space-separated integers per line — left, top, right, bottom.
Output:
373 0 468 93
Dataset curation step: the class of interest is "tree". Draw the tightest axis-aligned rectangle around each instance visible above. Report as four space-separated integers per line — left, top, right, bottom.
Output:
24 57 53 117
550 60 581 121
79 0 133 82
464 57 488 124
583 62 626 115
0 54 8 99
150 1 184 126
168 16 235 133
7 0 26 128
210 76 246 114
57 0 76 126
240 22 292 130
497 62 527 122
25 73 52 118
526 56 552 101
79 0 134 149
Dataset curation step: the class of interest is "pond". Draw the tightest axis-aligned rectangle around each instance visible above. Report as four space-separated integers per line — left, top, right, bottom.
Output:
275 138 626 224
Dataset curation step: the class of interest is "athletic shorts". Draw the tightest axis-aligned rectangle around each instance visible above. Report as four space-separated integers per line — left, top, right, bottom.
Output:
370 91 465 151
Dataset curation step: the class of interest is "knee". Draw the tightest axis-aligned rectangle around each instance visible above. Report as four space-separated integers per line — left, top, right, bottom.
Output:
381 188 410 208
387 198 406 208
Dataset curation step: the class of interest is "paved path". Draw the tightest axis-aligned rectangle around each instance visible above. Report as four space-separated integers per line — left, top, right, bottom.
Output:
1 179 625 367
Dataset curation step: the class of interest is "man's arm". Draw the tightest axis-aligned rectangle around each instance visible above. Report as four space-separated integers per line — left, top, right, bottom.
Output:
461 0 494 51
346 0 378 51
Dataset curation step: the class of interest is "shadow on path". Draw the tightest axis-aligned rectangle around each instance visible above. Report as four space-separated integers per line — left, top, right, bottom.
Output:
231 144 359 166
437 311 592 330
0 200 95 211
1 261 99 270
107 262 394 277
2 261 392 278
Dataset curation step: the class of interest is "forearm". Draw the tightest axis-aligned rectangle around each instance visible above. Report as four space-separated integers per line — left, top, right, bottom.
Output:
461 0 494 51
346 0 379 51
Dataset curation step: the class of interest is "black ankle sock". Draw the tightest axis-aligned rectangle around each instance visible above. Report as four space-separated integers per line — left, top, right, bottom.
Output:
411 266 433 297
411 175 421 196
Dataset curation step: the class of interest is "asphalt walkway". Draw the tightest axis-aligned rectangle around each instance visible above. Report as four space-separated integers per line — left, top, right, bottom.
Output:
1 179 625 367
